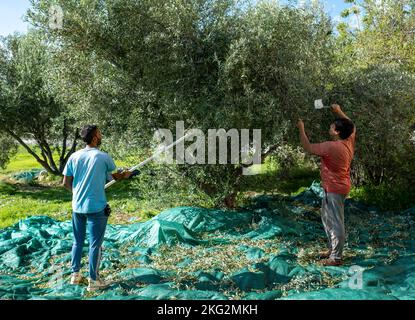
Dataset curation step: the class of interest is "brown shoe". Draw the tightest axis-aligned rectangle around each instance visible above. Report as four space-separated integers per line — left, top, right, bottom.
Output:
319 250 331 259
320 258 343 266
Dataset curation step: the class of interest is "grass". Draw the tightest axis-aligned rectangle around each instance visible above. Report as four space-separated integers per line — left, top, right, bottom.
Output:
1 147 414 230
0 152 315 229
0 193 71 228
0 177 160 229
0 147 43 174
239 157 320 196
0 147 158 229
0 149 63 228
350 182 415 212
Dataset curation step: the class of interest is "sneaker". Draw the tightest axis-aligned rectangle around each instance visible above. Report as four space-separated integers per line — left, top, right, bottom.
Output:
320 258 343 266
87 277 110 292
319 250 331 259
70 272 83 285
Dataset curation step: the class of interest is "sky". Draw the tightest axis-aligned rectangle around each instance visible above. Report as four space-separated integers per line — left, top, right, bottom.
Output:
0 0 31 36
0 0 353 37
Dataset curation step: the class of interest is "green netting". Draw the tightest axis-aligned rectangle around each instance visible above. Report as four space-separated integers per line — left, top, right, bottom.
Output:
0 182 414 300
11 169 44 184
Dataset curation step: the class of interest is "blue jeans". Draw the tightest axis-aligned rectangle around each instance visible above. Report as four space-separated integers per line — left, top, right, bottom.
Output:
71 210 108 280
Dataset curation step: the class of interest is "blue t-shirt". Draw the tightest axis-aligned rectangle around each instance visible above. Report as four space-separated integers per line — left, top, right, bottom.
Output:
63 146 117 213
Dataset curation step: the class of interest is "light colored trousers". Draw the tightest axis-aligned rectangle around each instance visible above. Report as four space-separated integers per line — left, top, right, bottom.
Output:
321 190 346 260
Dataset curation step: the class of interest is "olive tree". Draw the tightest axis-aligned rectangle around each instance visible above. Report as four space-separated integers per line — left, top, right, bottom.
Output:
27 0 335 206
0 32 79 174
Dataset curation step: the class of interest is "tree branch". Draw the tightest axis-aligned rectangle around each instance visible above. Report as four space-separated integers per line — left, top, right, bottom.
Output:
62 119 68 158
59 118 68 171
40 133 59 173
260 143 279 164
62 128 79 169
6 129 55 174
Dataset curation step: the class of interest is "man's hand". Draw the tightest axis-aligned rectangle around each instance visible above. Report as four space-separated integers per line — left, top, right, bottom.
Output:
330 103 351 121
330 104 342 113
62 175 73 192
298 119 313 154
297 119 305 131
121 170 132 179
112 170 132 181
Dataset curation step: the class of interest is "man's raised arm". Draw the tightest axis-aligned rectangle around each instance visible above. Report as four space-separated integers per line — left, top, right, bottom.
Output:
331 104 351 121
297 119 314 154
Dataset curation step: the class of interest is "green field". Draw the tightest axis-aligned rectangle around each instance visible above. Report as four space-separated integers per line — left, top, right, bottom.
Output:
1 148 43 173
0 148 157 228
0 148 318 229
1 147 414 230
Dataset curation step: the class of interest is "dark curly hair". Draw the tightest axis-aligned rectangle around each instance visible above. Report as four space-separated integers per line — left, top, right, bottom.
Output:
80 125 98 144
333 118 355 140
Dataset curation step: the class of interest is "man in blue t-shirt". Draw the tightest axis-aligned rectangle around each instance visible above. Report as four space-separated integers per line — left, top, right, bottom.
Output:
63 125 131 292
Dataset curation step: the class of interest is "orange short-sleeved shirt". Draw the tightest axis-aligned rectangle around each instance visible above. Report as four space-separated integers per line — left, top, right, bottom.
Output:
309 130 356 195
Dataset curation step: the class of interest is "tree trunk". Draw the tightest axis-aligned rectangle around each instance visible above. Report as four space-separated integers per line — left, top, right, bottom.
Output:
60 128 79 172
224 192 237 209
220 146 279 209
7 128 79 176
7 129 57 174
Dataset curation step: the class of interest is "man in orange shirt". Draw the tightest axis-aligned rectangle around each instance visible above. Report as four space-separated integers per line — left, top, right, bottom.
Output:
297 104 356 266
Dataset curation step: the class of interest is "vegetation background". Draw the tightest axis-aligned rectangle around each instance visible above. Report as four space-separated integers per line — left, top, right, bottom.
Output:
0 0 414 228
